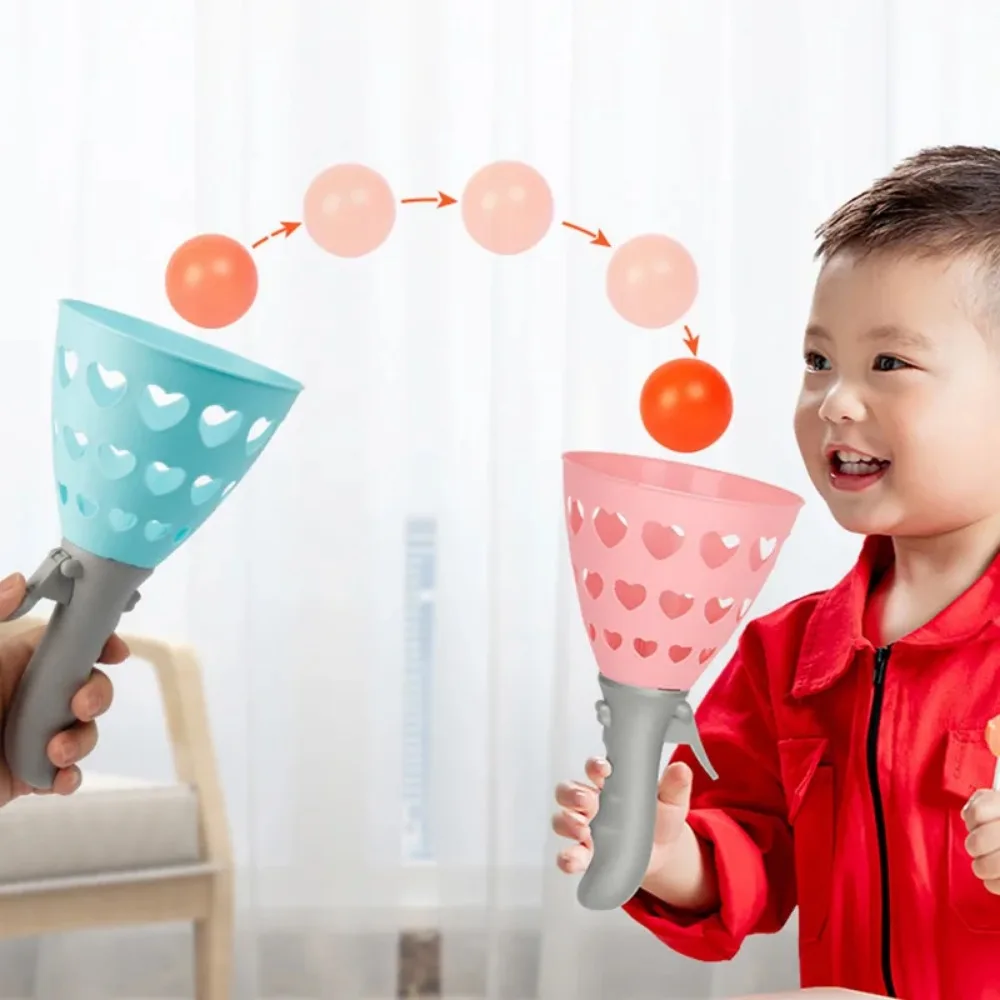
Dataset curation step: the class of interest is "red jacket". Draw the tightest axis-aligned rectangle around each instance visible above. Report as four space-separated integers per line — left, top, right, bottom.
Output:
623 534 1000 999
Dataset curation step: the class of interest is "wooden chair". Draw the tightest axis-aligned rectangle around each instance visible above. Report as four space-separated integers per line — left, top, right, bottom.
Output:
0 615 233 999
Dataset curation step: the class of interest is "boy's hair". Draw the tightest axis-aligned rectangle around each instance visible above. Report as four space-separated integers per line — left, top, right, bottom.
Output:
814 145 1000 270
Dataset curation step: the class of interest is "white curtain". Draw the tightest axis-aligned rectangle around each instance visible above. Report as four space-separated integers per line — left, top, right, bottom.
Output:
0 1 997 997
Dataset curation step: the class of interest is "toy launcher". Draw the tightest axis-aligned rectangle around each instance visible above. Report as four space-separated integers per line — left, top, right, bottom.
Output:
2 300 303 790
563 451 803 910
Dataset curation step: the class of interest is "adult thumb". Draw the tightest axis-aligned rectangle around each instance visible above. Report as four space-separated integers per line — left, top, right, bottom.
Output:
0 574 26 622
0 573 27 621
657 760 694 813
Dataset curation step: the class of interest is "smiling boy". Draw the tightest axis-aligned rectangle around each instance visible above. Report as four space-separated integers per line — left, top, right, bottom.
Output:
552 145 1000 998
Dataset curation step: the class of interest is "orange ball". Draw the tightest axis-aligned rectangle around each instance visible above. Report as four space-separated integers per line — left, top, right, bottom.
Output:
165 233 258 329
639 357 733 453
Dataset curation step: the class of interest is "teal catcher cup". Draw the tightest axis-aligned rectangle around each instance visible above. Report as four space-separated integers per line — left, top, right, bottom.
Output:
3 299 303 788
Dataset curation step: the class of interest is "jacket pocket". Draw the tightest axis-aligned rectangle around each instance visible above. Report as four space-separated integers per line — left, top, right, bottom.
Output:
943 728 1000 933
777 737 833 943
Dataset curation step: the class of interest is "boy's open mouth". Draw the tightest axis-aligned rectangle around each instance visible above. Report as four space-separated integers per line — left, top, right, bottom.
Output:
826 448 891 490
829 449 891 476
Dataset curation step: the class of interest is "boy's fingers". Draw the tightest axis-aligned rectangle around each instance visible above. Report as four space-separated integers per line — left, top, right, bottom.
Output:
657 761 694 811
963 790 1000 831
551 809 591 844
554 781 599 818
557 844 592 874
584 757 611 788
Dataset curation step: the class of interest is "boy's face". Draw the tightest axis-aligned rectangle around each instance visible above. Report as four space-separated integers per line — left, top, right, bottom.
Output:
794 250 1000 537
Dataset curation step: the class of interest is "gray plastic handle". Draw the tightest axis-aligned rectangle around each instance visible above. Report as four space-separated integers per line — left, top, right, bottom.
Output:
577 675 717 911
1 542 150 789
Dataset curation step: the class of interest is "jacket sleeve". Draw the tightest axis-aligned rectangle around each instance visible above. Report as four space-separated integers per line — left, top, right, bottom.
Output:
620 619 795 961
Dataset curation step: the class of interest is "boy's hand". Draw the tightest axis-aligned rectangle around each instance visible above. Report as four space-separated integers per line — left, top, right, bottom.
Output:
552 757 694 875
0 573 128 806
963 789 1000 894
551 756 719 911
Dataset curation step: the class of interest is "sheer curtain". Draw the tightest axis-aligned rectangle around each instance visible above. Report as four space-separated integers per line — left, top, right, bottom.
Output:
0 1 996 997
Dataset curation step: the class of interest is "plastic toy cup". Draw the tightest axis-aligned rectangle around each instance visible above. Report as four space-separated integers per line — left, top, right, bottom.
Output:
563 451 804 909
2 300 303 789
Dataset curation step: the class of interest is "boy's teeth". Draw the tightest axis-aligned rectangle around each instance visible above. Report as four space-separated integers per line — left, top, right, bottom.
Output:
839 461 881 475
832 448 887 476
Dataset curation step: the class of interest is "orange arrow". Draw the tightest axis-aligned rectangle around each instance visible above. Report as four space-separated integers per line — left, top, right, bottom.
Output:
251 221 301 249
683 325 699 356
561 221 610 247
401 191 456 208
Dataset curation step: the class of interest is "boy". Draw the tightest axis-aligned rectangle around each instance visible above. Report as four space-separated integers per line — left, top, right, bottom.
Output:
552 145 1000 999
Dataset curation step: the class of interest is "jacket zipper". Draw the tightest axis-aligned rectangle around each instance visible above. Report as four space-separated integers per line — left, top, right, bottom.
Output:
866 644 896 997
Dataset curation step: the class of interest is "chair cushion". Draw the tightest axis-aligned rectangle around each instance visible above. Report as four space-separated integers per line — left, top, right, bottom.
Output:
0 770 202 888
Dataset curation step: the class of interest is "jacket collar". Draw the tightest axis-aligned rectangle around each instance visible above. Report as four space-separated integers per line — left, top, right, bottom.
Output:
792 534 1000 698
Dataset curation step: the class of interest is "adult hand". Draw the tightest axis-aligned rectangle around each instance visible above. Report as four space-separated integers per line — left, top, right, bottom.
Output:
0 572 129 806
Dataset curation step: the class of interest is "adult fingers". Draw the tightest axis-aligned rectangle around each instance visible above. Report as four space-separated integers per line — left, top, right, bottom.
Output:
0 574 26 620
47 720 98 770
70 668 113 722
51 766 82 796
98 633 130 664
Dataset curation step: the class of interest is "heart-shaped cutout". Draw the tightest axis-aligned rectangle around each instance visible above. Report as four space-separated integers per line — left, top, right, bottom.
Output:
750 536 778 571
199 405 244 448
57 347 78 387
86 362 128 407
700 532 740 569
659 590 694 620
139 384 191 431
668 645 692 663
593 508 627 548
604 630 622 650
738 597 752 621
587 623 596 642
704 596 734 624
190 474 222 506
698 647 716 664
144 519 171 542
144 461 186 496
75 493 98 518
582 570 603 599
634 638 658 658
96 443 137 480
566 498 583 535
641 521 685 560
614 580 646 610
246 416 274 456
62 426 88 460
109 508 138 532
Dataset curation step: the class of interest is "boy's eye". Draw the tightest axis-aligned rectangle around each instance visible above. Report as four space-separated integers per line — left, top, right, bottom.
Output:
873 354 909 372
804 350 830 372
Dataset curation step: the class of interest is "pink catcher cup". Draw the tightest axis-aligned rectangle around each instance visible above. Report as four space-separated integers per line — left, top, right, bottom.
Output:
563 451 804 909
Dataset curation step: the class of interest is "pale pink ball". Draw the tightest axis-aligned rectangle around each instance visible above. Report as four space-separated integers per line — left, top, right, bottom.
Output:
461 161 553 255
606 234 698 329
303 164 397 258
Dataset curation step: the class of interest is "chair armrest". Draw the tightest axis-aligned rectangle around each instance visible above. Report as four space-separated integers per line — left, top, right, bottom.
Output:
0 615 231 868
